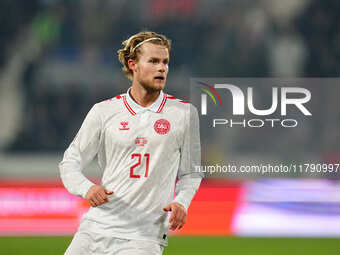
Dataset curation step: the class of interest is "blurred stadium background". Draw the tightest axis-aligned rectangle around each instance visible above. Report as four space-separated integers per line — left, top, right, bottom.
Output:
1 0 340 254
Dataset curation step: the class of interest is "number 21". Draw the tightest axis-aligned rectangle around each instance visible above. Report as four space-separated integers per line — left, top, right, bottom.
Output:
130 153 150 178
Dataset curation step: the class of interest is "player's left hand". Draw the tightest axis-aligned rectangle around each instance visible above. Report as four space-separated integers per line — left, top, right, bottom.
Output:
163 202 187 231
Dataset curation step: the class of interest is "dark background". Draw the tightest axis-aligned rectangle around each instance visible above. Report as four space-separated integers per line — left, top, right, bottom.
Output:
1 0 339 153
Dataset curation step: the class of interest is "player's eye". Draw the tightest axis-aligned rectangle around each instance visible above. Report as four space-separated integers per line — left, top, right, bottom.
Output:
150 59 158 63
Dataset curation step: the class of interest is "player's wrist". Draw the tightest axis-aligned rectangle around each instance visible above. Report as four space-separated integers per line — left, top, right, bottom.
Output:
81 182 96 198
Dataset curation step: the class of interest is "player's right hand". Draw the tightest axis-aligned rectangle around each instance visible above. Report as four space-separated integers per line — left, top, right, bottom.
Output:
85 185 114 207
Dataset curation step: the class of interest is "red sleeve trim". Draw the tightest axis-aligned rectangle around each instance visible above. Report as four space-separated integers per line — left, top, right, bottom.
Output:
179 100 190 104
167 95 190 103
167 96 177 99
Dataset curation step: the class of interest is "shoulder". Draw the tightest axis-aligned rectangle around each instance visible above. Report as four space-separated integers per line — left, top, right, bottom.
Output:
165 94 199 115
165 94 190 105
94 93 126 110
86 93 127 121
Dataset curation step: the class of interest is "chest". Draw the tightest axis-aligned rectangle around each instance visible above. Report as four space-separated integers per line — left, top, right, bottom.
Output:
102 111 184 151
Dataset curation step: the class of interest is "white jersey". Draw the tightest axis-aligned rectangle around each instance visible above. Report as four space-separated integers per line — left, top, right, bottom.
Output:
59 89 202 246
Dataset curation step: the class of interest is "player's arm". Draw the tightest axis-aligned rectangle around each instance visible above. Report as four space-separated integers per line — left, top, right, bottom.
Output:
164 104 203 230
59 104 112 207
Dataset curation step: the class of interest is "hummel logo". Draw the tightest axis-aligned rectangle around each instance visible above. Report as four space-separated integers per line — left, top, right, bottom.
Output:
119 121 129 130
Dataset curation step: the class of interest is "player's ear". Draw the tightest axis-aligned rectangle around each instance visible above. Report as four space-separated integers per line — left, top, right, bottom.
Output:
128 59 137 73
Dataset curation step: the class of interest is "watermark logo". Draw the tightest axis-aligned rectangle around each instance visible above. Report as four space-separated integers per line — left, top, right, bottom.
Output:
195 80 312 128
196 81 223 115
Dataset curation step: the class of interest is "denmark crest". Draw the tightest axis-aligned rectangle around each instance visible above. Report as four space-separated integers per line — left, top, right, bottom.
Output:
154 119 170 135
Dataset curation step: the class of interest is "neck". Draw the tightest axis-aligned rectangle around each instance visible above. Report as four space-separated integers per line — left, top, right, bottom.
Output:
130 83 161 107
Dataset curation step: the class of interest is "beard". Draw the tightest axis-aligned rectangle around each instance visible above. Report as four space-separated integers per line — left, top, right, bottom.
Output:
139 77 165 93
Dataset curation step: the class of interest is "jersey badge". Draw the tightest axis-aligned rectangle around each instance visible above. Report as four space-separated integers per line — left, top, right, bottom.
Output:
154 119 170 135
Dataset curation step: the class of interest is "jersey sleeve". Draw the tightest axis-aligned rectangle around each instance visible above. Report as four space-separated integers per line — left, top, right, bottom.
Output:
59 104 102 198
173 104 204 211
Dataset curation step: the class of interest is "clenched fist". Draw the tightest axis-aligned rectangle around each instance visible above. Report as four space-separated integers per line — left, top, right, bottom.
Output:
85 185 114 207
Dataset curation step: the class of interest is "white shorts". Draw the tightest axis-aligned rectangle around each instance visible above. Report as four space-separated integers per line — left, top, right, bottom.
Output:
64 229 164 255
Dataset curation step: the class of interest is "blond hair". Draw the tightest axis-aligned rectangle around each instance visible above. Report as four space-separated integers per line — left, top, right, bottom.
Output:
117 31 171 80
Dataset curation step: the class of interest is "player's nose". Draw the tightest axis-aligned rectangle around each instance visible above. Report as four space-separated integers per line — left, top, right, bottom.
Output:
158 63 167 72
158 64 166 73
